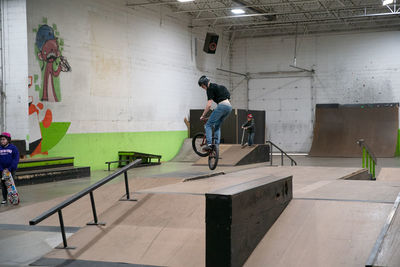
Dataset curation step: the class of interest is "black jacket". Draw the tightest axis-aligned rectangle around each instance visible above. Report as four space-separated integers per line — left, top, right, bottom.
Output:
242 119 255 133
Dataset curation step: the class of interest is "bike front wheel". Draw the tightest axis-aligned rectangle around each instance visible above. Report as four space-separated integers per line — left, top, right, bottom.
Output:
208 145 219 170
192 132 209 157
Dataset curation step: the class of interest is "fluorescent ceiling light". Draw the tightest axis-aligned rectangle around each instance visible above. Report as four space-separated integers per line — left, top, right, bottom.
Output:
383 0 394 5
231 8 245 14
177 0 194 2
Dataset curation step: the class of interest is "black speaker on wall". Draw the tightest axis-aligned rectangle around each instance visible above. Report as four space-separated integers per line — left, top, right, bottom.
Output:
203 32 219 54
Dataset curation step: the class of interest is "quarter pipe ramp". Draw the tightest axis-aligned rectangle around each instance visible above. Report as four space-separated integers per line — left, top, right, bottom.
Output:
309 103 398 157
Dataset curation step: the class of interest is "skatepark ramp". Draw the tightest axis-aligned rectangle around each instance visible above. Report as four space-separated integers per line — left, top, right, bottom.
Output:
29 167 292 267
309 103 399 157
366 192 400 267
194 144 270 166
20 165 397 266
171 138 201 162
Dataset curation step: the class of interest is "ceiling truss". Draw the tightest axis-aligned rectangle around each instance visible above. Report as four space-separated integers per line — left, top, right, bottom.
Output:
127 0 400 37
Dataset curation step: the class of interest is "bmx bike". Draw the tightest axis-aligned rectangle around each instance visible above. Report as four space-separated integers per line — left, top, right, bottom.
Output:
192 123 219 170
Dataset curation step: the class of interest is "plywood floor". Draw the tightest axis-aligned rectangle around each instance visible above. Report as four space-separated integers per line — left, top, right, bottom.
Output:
17 166 400 266
2 161 400 266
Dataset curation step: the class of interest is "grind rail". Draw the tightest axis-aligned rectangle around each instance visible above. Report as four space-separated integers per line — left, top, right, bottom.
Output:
29 159 142 249
357 139 377 180
266 141 297 166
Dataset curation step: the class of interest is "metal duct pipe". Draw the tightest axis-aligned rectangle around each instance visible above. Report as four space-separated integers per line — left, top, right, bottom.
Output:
0 0 5 132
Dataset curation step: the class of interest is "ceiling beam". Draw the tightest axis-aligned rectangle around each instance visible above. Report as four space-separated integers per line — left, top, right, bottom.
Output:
191 4 387 22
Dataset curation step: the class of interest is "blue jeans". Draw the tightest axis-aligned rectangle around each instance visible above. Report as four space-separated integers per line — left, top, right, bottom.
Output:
247 132 255 146
205 103 232 145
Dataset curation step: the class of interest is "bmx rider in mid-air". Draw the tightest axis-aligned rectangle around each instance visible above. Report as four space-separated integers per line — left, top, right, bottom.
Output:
198 75 232 151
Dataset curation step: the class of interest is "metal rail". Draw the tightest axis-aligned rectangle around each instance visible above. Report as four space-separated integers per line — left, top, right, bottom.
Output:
29 159 142 249
266 141 297 166
357 139 377 180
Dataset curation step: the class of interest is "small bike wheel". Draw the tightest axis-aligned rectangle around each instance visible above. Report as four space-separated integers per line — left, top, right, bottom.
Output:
208 145 219 170
192 133 209 157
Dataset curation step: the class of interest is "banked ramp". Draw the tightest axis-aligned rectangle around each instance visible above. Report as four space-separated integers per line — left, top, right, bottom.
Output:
171 138 201 162
309 103 399 157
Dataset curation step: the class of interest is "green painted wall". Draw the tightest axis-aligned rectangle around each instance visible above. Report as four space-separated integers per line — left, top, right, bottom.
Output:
43 131 188 170
396 129 400 156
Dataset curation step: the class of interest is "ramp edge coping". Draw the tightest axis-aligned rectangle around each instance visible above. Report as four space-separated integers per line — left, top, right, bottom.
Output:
365 192 400 267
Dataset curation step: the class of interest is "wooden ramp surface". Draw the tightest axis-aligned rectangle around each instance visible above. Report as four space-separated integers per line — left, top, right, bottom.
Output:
171 138 201 162
372 193 400 267
244 199 391 267
12 166 400 267
377 167 400 182
41 193 206 267
194 144 268 166
309 104 398 157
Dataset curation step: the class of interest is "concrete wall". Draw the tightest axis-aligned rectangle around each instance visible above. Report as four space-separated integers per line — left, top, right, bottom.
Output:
21 0 400 161
25 0 230 168
1 0 29 140
232 31 400 152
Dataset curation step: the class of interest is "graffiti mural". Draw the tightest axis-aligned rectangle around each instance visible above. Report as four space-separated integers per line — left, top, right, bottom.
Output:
29 18 71 156
28 97 71 156
35 21 71 102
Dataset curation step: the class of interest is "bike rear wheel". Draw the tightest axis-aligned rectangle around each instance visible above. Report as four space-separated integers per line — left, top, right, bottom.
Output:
208 145 219 170
192 132 209 157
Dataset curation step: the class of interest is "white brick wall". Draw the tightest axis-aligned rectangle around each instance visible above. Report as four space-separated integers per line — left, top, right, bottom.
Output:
232 31 400 152
1 0 29 140
9 0 400 152
26 0 230 134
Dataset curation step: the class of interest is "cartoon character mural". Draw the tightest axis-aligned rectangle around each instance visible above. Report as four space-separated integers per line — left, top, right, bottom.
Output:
35 24 71 102
28 95 71 157
28 20 71 156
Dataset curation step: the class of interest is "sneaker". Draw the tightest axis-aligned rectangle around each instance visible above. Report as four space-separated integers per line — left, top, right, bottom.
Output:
1 200 6 204
202 145 212 152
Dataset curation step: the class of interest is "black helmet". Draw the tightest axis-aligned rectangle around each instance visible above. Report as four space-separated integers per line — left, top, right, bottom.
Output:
198 75 210 87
